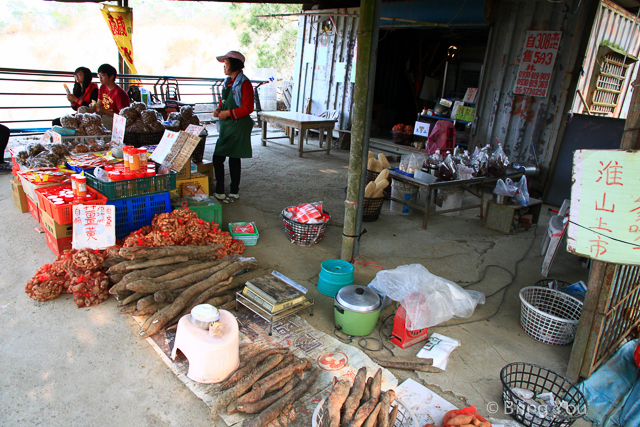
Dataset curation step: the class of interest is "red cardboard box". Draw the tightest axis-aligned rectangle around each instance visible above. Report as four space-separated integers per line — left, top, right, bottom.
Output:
44 228 73 256
26 196 40 223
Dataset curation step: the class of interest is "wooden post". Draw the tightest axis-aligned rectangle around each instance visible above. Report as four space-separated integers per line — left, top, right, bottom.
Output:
340 0 380 261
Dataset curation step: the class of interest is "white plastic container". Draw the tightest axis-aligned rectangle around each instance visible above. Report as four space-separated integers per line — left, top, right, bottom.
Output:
436 187 464 216
171 305 240 383
414 169 437 184
390 180 419 215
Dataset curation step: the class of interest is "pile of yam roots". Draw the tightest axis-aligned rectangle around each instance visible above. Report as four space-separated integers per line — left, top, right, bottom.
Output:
106 245 259 338
212 346 319 427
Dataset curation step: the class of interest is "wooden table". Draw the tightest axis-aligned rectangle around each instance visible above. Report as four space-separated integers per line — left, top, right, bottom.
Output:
258 111 337 157
388 168 524 230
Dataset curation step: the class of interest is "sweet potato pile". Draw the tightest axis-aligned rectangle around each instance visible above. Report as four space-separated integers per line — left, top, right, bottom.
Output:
323 367 399 427
424 406 492 427
25 248 110 307
121 208 245 258
209 346 318 427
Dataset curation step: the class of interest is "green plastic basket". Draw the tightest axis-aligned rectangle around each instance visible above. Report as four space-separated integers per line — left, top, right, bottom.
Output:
172 197 222 226
86 171 177 200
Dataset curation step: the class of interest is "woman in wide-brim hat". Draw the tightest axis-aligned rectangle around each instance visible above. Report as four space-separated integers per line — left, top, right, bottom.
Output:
212 51 254 203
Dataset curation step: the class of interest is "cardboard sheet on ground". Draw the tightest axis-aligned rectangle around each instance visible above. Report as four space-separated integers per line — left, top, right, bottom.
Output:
136 308 398 426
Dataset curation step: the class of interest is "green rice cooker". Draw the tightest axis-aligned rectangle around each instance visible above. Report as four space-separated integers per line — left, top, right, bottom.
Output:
334 285 382 336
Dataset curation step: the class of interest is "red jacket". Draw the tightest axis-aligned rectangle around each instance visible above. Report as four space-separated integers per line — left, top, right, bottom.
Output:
72 82 99 111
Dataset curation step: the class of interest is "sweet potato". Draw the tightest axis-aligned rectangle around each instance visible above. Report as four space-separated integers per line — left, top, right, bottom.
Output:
342 367 367 425
361 377 373 405
388 404 399 426
477 423 491 427
327 379 351 427
370 368 382 401
347 397 378 427
362 401 382 427
448 415 473 425
377 390 395 427
236 376 301 414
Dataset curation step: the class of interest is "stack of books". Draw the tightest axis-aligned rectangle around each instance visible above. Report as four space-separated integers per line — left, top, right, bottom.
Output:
242 271 309 313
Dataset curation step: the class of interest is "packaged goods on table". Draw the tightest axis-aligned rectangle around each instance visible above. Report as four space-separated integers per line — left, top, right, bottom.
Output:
18 167 73 202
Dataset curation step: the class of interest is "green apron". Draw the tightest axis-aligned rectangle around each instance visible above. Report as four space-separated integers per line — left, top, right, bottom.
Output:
214 84 253 158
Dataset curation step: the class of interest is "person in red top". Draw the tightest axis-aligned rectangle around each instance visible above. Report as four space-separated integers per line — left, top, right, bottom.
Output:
52 66 99 127
95 63 130 130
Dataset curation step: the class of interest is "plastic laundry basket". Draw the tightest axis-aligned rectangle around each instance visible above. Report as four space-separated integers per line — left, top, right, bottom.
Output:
519 287 583 346
317 259 354 297
313 397 417 427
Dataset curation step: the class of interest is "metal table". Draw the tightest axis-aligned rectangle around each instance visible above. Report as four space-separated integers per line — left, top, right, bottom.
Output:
388 168 524 230
258 111 337 157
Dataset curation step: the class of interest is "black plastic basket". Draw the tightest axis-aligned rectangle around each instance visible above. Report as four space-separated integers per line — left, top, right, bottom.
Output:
500 362 587 427
281 208 331 246
124 131 165 148
363 196 385 222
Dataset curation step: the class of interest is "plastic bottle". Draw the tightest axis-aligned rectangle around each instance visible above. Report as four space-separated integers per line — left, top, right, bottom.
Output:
138 148 148 167
76 176 87 197
123 147 130 169
130 148 141 171
70 174 78 196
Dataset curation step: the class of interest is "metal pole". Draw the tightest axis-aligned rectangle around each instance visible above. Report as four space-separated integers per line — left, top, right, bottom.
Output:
340 0 381 262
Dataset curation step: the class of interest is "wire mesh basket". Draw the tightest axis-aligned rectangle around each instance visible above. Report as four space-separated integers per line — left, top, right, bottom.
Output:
312 396 418 427
363 196 385 222
281 208 331 246
500 362 587 427
519 287 583 346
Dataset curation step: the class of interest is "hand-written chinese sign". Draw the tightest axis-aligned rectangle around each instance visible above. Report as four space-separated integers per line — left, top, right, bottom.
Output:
568 150 640 265
514 30 562 98
111 114 126 145
72 204 116 250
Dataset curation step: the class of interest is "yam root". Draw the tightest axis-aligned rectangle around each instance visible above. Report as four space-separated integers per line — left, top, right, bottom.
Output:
211 353 284 420
141 260 256 338
343 367 367 425
154 289 175 303
108 260 200 294
153 260 221 283
377 390 395 427
370 368 382 401
118 244 223 260
252 358 309 399
119 292 148 307
388 404 399 426
219 348 289 391
241 369 319 427
136 295 156 311
326 379 351 427
101 257 127 268
363 401 382 427
118 304 137 314
361 377 373 405
132 302 168 317
123 256 191 272
129 260 233 293
140 304 172 332
174 277 234 320
236 375 301 414
348 397 379 427
109 273 125 284
371 358 443 372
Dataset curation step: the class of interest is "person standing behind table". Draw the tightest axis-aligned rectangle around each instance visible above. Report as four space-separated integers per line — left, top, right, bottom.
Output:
52 67 99 127
94 63 130 131
212 51 254 203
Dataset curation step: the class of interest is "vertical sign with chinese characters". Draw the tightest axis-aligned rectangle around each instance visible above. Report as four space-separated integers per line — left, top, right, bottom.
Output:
568 150 640 265
111 113 126 145
72 205 116 250
514 30 562 98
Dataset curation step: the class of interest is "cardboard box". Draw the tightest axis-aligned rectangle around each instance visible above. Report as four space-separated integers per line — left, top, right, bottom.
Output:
176 156 192 180
195 161 214 189
26 195 40 223
172 173 209 196
11 178 28 213
41 210 73 239
44 228 73 256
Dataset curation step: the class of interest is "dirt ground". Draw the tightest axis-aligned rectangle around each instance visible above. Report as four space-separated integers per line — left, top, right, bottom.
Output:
0 126 591 426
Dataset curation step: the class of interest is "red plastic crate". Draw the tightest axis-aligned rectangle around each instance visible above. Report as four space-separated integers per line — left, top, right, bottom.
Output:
26 196 40 222
44 228 73 256
35 184 108 225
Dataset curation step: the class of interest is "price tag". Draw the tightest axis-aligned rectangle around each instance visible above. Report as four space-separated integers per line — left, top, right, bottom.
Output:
72 205 116 250
40 130 52 144
414 121 430 137
112 114 127 145
52 131 62 144
150 130 178 164
184 124 205 136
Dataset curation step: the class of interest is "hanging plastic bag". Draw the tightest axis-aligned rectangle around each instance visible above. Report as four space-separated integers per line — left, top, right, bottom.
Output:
368 264 485 329
514 175 530 206
488 143 510 176
438 154 458 181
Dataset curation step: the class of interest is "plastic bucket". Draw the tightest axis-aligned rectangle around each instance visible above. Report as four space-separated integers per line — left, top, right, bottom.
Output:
317 259 354 297
436 187 464 216
390 180 418 215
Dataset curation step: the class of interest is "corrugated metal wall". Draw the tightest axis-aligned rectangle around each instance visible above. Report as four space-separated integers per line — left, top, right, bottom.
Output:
570 0 640 118
291 10 360 132
473 0 598 188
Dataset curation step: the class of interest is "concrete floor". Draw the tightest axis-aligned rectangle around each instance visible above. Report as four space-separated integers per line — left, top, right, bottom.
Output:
0 128 591 426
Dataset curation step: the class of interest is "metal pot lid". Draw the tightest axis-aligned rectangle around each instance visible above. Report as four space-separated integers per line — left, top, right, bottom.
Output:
335 285 381 313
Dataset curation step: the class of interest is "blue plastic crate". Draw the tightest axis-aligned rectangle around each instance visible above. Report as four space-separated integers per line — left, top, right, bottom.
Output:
107 192 171 239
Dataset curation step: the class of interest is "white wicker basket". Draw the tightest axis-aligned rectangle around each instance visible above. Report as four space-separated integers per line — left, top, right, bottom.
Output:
312 396 418 427
519 286 583 346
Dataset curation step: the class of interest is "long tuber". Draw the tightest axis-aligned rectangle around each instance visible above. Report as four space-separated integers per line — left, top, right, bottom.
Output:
342 367 367 426
236 376 301 414
128 260 233 293
348 397 379 427
326 379 351 427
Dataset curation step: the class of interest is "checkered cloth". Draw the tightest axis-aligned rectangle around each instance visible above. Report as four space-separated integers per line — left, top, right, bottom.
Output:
288 203 327 223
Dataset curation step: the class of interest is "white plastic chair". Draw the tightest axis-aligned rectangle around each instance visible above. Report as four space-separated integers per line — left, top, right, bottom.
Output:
540 199 570 277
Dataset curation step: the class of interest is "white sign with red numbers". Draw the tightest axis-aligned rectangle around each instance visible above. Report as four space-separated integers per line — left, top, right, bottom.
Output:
72 204 116 250
514 30 562 98
111 114 127 145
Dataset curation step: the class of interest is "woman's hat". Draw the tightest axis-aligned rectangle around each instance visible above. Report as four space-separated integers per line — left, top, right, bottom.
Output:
216 51 245 64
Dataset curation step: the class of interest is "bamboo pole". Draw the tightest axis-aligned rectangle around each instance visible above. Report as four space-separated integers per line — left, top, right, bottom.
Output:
341 0 381 261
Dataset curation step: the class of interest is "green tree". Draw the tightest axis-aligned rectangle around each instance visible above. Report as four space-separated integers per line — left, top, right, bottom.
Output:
228 3 301 78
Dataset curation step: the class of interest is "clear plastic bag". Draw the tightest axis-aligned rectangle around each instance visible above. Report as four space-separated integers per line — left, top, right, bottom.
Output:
438 154 458 181
494 178 518 197
488 143 510 176
514 175 530 206
368 264 485 329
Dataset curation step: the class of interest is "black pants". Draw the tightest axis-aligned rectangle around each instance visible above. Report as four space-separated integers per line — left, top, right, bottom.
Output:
213 155 241 194
0 124 9 163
